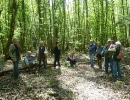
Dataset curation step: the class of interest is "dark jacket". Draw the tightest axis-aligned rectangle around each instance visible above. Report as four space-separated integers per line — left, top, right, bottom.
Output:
38 46 45 57
53 46 60 56
112 47 121 62
88 44 96 54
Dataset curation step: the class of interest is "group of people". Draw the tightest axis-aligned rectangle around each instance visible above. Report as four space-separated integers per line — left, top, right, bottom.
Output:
88 39 123 79
9 38 61 79
9 38 123 80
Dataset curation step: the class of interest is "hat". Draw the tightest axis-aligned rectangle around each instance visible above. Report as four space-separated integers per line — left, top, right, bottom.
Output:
107 39 111 42
115 41 121 46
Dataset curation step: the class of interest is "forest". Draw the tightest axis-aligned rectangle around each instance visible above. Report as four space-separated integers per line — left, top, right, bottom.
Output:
0 0 130 100
0 0 130 55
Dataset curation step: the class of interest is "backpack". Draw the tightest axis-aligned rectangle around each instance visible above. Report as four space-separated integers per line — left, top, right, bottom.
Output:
117 49 124 59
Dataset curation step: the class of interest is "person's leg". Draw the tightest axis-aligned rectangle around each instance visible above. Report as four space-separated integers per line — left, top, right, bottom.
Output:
13 60 19 79
110 58 113 73
113 61 118 78
57 56 61 67
89 54 94 67
99 58 102 69
104 58 109 73
70 60 73 66
117 62 122 77
54 55 57 68
43 57 47 69
73 59 76 65
97 57 100 68
38 56 42 69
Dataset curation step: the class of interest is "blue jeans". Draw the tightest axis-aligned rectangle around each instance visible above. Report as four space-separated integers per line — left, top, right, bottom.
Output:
38 56 46 69
104 58 113 73
89 54 94 66
113 61 122 78
13 61 19 78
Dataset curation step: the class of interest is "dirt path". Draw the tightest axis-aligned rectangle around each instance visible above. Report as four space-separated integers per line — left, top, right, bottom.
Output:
0 55 129 100
57 64 130 100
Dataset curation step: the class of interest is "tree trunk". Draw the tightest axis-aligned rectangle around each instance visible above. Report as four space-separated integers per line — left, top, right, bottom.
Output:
4 0 18 60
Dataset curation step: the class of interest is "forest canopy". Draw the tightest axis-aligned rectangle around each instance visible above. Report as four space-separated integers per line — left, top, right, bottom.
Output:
0 0 130 55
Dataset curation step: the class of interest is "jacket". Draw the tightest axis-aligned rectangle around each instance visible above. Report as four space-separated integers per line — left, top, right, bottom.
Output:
112 47 121 62
88 44 96 54
9 44 21 61
24 55 36 65
53 46 60 56
101 45 113 58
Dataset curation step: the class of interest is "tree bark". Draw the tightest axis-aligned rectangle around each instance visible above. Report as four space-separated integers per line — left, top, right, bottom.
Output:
4 0 18 60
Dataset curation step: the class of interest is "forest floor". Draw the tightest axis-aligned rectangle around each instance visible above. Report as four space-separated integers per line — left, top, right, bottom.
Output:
0 54 130 100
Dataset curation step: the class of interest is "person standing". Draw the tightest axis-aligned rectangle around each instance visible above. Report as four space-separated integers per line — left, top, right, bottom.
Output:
101 39 113 74
9 38 21 79
88 40 96 67
96 42 103 69
112 41 122 79
53 41 61 69
37 41 47 70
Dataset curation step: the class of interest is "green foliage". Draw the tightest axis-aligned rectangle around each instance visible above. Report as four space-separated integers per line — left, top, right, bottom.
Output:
0 0 130 54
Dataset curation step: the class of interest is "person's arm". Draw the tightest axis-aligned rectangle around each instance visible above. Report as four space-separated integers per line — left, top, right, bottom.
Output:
53 47 56 54
24 56 29 65
17 42 22 51
9 45 13 58
101 46 106 55
91 44 96 49
9 44 15 61
44 47 48 54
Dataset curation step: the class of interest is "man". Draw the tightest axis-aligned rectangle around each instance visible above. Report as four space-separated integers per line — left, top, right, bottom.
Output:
53 41 61 69
101 39 113 74
96 42 103 69
37 41 48 70
9 38 21 79
24 51 37 71
88 40 96 67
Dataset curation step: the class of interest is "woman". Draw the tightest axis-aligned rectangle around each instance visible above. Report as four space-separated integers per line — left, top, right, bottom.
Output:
67 52 76 67
112 41 122 78
37 41 47 70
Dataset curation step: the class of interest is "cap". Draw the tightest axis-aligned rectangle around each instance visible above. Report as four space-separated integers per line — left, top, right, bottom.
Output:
90 40 93 42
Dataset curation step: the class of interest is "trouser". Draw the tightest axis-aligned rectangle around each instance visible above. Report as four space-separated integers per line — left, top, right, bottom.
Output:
113 61 122 78
54 55 60 68
26 63 37 71
38 56 46 69
13 60 19 78
67 58 76 66
96 54 102 69
89 53 94 66
104 57 113 73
